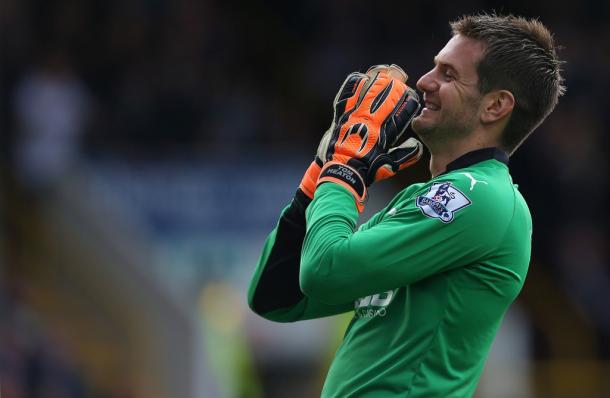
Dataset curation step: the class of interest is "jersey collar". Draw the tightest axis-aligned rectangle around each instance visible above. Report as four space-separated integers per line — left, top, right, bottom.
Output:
444 147 509 174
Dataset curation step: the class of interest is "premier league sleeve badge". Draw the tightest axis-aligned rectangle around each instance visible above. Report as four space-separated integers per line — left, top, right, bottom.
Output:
416 182 472 223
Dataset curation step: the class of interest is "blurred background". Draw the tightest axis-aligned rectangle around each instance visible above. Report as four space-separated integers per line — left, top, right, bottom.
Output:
1 0 609 397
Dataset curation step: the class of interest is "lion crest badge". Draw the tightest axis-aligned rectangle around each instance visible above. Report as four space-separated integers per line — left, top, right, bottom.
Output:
416 182 471 223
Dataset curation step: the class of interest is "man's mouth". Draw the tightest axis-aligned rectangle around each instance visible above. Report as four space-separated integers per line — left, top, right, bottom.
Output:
423 101 440 111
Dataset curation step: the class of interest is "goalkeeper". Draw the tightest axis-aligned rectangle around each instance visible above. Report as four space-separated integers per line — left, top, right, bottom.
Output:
248 13 564 397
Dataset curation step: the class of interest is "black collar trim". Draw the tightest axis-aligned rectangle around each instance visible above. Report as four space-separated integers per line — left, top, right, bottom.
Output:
443 147 509 174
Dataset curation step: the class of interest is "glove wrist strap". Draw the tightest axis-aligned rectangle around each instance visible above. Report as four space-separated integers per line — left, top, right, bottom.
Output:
299 159 323 199
317 161 367 212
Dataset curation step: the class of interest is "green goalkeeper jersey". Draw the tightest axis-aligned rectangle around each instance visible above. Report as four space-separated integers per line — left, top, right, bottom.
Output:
248 148 532 397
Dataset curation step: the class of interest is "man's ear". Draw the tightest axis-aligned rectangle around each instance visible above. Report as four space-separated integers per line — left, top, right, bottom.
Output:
481 90 515 124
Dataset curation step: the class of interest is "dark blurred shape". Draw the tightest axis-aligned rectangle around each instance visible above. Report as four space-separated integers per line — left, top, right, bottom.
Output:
0 280 86 398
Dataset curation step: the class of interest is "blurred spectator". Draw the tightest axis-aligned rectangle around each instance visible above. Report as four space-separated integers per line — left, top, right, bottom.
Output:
13 47 91 191
555 222 610 357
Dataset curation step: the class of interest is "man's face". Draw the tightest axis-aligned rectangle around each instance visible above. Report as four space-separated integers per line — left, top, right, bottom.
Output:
412 35 486 143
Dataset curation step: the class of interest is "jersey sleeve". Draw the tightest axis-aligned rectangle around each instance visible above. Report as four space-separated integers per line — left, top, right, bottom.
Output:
300 179 511 305
357 183 425 233
247 190 353 322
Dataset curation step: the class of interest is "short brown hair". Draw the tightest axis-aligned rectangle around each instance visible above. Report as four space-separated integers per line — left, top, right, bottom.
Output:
451 13 565 154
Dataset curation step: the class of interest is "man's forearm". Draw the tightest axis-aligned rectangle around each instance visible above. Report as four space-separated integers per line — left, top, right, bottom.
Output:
248 189 352 322
248 190 310 316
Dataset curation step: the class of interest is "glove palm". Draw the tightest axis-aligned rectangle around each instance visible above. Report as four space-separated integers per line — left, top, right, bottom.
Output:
317 66 422 211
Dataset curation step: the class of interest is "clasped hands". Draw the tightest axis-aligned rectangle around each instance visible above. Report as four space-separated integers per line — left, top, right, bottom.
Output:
299 64 423 212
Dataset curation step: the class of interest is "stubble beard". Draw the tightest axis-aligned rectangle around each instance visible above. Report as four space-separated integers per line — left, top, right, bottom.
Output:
412 107 478 153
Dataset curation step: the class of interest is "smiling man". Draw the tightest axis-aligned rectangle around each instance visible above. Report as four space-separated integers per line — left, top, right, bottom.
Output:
248 13 564 397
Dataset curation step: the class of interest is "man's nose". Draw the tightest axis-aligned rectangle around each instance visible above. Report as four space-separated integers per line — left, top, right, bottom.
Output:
416 70 438 93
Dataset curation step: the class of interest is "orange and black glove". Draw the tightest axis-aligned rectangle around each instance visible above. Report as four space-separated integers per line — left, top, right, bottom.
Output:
298 71 371 199
316 65 422 212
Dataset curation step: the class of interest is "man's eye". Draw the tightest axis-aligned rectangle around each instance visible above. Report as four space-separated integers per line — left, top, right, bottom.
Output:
444 71 455 81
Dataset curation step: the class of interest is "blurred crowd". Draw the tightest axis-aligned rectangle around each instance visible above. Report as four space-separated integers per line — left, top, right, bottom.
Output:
2 0 610 396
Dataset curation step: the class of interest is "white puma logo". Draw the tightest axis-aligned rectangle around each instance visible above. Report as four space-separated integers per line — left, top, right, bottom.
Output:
460 172 488 191
387 207 397 217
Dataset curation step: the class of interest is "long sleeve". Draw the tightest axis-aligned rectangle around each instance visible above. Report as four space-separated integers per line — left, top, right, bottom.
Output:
300 178 515 305
247 189 353 322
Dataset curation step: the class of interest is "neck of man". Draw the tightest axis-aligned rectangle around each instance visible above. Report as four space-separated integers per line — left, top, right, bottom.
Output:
426 131 499 177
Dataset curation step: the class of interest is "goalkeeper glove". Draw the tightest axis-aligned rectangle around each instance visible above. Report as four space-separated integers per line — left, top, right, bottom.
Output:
316 65 422 212
299 71 370 199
